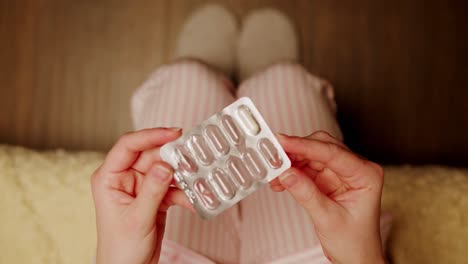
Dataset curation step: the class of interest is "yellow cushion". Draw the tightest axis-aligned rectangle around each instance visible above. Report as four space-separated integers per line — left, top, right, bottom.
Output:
0 145 103 264
0 145 467 263
382 166 468 263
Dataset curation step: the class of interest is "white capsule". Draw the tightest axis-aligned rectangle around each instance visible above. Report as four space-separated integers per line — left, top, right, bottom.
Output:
236 105 261 135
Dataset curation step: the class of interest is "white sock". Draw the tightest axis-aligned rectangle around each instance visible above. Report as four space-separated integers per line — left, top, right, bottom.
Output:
237 8 298 81
175 4 238 77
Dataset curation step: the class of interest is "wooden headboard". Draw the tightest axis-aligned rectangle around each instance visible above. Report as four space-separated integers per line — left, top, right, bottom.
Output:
1 0 467 166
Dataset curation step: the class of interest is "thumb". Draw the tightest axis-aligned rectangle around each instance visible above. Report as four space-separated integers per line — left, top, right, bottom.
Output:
278 168 331 221
132 162 173 228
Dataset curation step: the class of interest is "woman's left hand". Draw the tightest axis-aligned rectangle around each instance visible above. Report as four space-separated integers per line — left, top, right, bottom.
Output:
270 131 385 264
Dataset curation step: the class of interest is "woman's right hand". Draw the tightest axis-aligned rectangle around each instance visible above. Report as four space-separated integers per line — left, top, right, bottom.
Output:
91 128 193 264
270 131 385 264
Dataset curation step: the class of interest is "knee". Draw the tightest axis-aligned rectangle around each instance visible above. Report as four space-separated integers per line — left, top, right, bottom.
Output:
256 61 308 80
240 61 314 93
259 62 335 106
131 59 224 102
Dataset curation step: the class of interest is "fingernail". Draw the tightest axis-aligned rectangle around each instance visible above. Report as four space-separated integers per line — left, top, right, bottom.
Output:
168 127 182 132
152 164 172 182
279 171 298 187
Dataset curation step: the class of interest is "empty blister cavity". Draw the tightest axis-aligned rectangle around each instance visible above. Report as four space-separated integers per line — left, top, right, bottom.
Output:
242 148 267 179
159 97 292 219
258 138 283 169
174 145 198 174
226 156 253 189
193 178 220 210
220 115 244 145
204 125 230 156
189 134 215 165
209 168 236 200
237 105 261 135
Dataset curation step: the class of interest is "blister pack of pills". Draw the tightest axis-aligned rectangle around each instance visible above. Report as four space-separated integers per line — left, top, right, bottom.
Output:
160 97 291 219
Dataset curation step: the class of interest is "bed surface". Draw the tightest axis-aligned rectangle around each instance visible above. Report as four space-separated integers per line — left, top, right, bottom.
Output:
1 144 467 264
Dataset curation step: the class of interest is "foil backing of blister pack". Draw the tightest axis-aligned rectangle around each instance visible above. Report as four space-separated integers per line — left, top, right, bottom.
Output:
160 97 291 219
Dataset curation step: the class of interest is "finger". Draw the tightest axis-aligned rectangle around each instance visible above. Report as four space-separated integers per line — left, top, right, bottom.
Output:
159 188 195 212
131 162 173 229
102 127 181 173
269 178 286 192
283 133 342 171
277 134 367 179
271 185 286 192
132 147 161 174
269 178 281 187
314 168 347 197
278 167 332 220
305 131 349 150
305 131 348 171
309 161 325 171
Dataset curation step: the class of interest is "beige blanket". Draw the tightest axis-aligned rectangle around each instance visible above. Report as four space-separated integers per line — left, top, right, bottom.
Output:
0 145 466 264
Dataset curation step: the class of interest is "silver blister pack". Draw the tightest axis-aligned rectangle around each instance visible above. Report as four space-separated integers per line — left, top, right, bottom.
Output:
160 97 291 219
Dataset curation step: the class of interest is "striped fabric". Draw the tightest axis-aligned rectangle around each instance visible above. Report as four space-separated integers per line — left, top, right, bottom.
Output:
131 60 340 264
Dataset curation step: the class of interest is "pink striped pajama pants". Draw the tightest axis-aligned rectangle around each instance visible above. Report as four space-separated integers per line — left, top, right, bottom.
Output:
131 60 342 264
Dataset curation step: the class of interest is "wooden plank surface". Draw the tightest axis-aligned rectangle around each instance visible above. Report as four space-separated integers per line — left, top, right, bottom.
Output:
1 0 467 165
